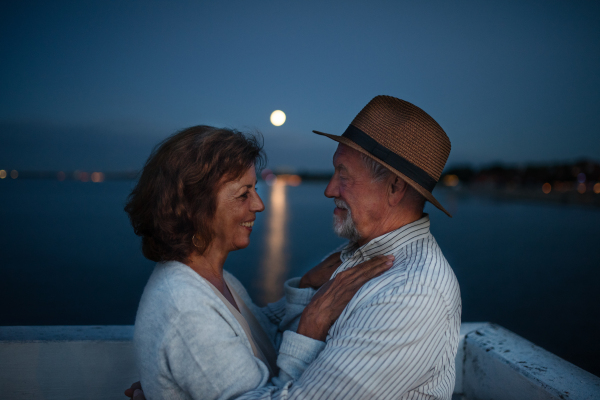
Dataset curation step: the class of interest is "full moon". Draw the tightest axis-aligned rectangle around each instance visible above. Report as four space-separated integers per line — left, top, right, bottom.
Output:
270 110 286 126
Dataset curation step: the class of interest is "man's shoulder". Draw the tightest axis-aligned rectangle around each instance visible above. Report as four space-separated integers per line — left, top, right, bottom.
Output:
401 231 451 270
357 234 459 306
405 233 458 291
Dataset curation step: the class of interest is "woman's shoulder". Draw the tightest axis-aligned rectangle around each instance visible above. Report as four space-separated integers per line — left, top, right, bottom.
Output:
140 261 220 315
149 261 206 290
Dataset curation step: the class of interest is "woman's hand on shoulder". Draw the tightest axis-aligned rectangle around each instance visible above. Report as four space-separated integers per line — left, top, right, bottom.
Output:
297 254 394 341
299 252 342 289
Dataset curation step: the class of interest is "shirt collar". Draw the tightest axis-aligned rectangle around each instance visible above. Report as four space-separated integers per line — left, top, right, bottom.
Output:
339 214 431 262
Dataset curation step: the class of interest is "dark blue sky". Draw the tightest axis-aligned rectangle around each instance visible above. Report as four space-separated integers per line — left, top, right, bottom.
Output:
1 0 599 171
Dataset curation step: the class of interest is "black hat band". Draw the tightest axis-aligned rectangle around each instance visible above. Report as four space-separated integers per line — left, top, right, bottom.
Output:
342 124 437 192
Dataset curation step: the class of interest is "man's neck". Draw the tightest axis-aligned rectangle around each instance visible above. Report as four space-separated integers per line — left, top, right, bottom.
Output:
356 212 424 247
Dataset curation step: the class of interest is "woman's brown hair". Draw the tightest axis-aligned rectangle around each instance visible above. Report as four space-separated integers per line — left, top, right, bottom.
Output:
125 125 265 262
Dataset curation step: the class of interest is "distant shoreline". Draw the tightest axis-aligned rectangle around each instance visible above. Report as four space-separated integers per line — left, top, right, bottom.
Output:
438 185 600 208
2 169 599 208
0 170 335 182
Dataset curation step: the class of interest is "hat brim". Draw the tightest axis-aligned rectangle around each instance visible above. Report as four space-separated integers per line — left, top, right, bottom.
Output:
313 130 452 218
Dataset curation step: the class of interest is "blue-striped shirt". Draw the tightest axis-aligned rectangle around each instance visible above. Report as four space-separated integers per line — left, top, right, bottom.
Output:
240 214 462 399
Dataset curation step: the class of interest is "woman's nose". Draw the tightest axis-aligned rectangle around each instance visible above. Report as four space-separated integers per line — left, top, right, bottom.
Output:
252 192 265 212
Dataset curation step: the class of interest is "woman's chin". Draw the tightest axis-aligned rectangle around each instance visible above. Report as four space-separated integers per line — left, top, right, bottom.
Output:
231 240 251 251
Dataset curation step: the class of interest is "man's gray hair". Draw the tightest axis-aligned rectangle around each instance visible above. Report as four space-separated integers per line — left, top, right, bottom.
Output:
361 153 426 210
360 153 394 183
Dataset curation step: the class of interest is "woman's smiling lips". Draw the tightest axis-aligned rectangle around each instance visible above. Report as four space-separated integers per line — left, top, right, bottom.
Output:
240 220 255 230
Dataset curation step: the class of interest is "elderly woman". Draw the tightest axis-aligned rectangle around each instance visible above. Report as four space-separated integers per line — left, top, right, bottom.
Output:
124 126 392 400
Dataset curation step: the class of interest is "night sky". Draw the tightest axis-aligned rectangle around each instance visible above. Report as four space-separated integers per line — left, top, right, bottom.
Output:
1 0 599 172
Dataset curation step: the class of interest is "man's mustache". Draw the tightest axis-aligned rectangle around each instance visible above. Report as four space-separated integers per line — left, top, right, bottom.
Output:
334 198 350 211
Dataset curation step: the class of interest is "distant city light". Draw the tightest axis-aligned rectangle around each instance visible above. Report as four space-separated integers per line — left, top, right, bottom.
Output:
57 171 66 181
0 170 6 179
10 170 18 179
542 183 551 194
270 110 286 126
443 174 459 187
91 172 105 183
278 174 302 186
594 183 600 194
286 175 302 187
79 172 89 182
577 173 586 183
577 183 586 194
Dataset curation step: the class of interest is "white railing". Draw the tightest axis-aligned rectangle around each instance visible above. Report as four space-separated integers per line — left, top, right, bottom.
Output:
455 323 600 400
1 323 598 399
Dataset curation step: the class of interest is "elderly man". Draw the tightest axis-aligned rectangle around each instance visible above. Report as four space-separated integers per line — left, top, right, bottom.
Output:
281 95 461 399
128 96 460 400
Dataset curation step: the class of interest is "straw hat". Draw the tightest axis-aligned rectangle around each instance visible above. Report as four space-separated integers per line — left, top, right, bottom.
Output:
313 95 452 217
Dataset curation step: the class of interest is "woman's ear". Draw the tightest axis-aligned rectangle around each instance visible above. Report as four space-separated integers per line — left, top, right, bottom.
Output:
388 176 408 207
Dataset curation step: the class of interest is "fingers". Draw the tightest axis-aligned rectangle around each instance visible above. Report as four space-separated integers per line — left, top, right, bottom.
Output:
124 381 142 398
362 255 394 277
332 255 393 293
299 255 393 340
346 255 394 279
312 279 333 299
323 252 342 268
314 254 395 305
364 254 394 268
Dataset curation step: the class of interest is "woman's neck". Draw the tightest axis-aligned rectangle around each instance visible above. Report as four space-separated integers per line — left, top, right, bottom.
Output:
186 245 239 311
185 244 229 293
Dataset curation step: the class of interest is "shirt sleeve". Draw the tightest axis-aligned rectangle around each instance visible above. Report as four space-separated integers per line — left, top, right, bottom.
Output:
233 284 449 400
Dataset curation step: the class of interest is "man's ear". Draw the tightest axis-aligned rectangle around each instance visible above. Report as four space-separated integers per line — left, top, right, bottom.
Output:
388 176 408 207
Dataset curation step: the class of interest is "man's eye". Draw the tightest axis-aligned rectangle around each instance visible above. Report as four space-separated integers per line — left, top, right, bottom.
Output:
240 192 249 199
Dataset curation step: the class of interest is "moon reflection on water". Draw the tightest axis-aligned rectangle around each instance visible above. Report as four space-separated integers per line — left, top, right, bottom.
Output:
259 179 289 304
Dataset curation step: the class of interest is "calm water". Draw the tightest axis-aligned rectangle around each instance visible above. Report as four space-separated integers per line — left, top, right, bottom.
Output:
1 179 599 376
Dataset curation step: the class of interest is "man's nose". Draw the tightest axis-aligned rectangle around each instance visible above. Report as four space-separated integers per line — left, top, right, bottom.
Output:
324 175 339 198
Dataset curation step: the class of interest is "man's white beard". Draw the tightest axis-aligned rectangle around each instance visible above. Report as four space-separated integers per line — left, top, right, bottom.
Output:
333 198 361 242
